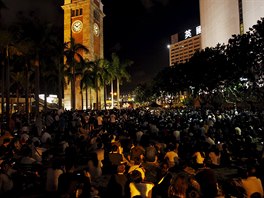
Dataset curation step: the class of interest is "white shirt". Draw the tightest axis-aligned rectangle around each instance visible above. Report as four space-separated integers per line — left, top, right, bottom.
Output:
41 132 51 144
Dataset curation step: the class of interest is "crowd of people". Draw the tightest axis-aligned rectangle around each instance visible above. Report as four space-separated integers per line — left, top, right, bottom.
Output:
0 107 264 198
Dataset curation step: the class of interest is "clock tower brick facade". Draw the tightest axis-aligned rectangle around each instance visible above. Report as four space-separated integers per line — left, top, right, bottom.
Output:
62 0 104 110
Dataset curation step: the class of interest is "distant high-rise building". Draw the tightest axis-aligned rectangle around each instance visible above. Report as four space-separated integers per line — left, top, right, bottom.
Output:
200 0 264 49
168 26 201 66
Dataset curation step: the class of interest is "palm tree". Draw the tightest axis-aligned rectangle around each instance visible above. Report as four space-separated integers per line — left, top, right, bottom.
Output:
11 13 56 116
51 38 66 109
10 72 26 111
80 61 94 109
85 58 111 110
64 38 89 110
87 59 104 110
0 30 17 128
110 53 133 108
97 59 112 110
0 26 35 124
0 0 8 124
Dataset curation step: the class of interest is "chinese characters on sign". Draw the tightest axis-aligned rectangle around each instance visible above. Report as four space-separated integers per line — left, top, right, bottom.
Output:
196 26 201 35
185 29 192 39
183 25 201 40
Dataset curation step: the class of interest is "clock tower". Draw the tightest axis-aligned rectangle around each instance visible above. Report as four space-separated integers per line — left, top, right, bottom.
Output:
62 0 104 110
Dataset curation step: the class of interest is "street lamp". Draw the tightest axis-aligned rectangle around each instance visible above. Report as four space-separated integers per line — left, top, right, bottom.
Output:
167 44 171 66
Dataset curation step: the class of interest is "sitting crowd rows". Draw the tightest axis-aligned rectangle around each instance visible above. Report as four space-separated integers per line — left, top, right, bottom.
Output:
0 107 264 198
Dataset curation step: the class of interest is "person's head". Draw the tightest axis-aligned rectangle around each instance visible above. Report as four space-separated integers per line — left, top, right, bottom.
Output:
161 162 169 175
246 164 257 177
65 161 75 172
3 138 11 146
169 172 189 197
0 160 12 173
133 157 142 165
130 170 142 183
250 192 262 198
97 141 103 149
111 144 119 152
33 140 40 147
52 159 63 170
117 164 126 174
21 146 31 157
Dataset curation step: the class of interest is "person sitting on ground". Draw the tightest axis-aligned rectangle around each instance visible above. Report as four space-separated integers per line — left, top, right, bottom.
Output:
0 138 12 159
20 145 37 165
208 145 221 168
164 143 180 168
128 142 145 165
45 159 64 195
195 159 218 198
168 172 189 198
128 157 146 181
0 160 15 196
129 169 154 198
108 144 125 167
58 162 91 198
191 145 205 170
241 163 264 198
107 163 130 198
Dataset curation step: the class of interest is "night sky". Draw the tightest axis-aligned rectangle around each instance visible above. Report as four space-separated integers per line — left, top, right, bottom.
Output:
2 0 200 93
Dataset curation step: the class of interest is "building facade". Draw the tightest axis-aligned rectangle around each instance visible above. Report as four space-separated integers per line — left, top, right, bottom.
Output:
62 0 104 110
169 26 201 66
200 0 264 49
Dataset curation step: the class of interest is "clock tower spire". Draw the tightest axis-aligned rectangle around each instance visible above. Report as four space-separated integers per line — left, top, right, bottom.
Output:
62 0 105 110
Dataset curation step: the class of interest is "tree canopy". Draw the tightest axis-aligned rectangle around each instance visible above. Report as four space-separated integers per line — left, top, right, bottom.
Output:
137 18 264 109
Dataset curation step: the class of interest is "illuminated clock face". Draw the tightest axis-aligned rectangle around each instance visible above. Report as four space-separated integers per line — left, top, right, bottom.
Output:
93 23 99 36
72 20 83 33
